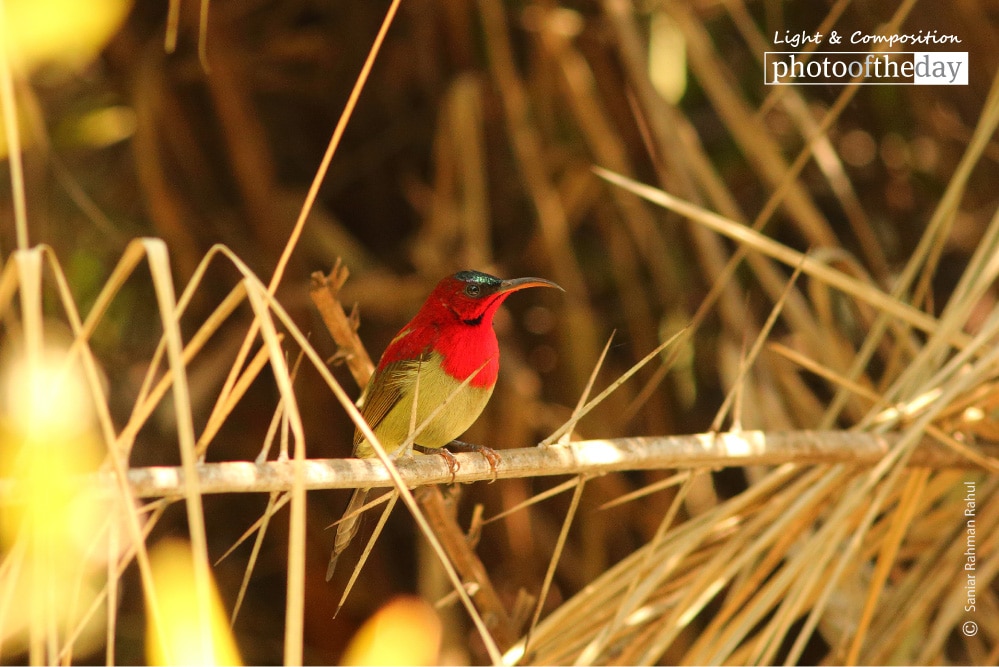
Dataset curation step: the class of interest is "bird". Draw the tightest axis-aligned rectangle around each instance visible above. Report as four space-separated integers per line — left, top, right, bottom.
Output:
327 269 563 582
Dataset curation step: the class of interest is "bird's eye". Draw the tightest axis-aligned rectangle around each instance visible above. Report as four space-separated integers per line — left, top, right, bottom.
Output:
464 284 481 297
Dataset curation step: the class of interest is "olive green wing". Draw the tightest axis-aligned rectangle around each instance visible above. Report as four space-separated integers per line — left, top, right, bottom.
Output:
351 353 429 454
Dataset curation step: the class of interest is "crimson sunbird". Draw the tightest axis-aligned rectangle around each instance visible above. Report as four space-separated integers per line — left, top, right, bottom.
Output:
327 270 562 581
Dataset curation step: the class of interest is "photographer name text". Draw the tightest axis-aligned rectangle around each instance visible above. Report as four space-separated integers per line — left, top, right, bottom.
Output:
965 481 977 613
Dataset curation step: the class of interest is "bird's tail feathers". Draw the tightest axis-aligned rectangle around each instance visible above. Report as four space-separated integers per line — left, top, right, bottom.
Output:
326 487 370 582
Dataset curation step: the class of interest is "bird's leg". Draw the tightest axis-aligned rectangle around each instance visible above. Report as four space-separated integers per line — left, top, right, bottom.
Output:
446 440 501 482
415 443 460 483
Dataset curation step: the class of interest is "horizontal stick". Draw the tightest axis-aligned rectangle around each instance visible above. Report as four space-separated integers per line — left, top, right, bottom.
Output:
102 430 999 498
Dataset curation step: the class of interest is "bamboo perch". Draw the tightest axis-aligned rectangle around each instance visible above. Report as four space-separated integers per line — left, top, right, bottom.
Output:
10 430 991 501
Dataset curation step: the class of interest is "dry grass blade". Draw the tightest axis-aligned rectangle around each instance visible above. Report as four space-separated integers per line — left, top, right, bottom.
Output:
267 0 403 297
142 238 216 662
154 2 407 649
845 468 930 664
0 4 28 252
68 245 249 458
577 469 698 665
243 280 308 665
325 491 395 530
513 465 802 664
778 332 999 663
525 476 587 656
336 491 399 618
771 341 999 472
667 2 835 249
254 358 296 463
559 332 616 445
823 69 999 426
0 240 199 664
682 468 835 663
483 478 582 526
218 488 288 564
542 327 688 445
597 471 692 511
196 0 210 71
164 0 180 52
712 255 807 432
594 167 964 349
57 500 171 664
722 0 887 280
227 489 283 626
1 245 174 662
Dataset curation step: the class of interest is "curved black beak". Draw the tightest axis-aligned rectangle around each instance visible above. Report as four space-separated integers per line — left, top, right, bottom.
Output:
497 277 564 294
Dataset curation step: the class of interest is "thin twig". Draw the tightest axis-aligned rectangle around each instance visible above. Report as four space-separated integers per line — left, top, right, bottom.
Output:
309 262 375 386
11 431 992 501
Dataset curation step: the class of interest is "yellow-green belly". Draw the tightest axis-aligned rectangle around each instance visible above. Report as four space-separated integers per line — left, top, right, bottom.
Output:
353 351 494 458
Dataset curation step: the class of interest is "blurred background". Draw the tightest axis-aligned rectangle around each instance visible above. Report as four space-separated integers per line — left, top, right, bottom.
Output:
1 0 997 663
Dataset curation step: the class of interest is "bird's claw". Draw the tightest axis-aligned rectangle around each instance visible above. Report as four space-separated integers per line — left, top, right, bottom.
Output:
438 447 460 483
445 440 501 483
415 443 461 483
414 441 502 483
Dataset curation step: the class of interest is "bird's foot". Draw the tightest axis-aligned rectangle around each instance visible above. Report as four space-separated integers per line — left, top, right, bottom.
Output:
413 441 502 483
415 443 460 483
447 440 501 482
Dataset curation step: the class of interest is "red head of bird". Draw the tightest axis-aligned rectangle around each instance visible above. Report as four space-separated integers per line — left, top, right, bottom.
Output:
380 271 561 388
